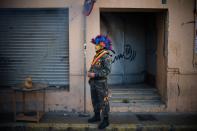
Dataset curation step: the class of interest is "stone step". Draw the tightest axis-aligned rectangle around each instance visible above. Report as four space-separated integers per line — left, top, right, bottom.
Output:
111 88 157 91
109 84 155 89
110 100 165 106
110 102 166 112
111 91 158 95
111 88 158 94
110 94 161 100
109 84 164 112
110 99 163 103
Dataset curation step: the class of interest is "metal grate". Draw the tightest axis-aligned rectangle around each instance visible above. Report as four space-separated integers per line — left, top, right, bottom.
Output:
0 9 69 88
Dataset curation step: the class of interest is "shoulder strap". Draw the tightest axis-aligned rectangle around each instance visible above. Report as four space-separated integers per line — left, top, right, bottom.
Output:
91 50 108 66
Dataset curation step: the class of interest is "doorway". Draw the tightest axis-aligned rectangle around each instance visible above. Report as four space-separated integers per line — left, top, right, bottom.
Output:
101 11 167 88
100 9 168 112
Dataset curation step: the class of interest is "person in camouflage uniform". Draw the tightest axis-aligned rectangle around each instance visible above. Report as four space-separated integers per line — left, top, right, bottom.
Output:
87 35 113 129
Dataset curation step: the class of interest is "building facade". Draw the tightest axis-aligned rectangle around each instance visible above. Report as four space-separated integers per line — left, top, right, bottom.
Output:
0 0 196 113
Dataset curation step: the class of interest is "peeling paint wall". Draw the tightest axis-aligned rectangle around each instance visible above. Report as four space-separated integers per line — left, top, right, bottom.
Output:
166 0 197 112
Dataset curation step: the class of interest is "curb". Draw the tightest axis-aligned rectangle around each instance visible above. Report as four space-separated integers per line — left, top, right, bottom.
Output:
1 123 197 131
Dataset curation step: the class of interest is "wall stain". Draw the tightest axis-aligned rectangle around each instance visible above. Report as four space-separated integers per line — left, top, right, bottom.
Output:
177 84 180 96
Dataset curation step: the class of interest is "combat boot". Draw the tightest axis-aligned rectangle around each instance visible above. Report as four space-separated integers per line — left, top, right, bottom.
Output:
98 116 109 129
88 112 101 123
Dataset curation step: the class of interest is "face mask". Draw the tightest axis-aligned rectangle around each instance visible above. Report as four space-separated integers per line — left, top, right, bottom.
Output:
95 44 103 51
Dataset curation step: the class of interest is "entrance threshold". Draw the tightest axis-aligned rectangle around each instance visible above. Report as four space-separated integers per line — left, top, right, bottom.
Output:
109 83 166 112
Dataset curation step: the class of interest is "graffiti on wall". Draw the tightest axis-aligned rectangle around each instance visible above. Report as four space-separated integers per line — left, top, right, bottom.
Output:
112 44 136 63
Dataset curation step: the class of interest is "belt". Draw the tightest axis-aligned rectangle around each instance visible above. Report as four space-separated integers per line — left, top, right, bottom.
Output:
90 77 107 80
95 77 106 80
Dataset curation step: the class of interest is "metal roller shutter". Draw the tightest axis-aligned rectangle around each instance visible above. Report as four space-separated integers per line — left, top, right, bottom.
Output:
0 9 69 88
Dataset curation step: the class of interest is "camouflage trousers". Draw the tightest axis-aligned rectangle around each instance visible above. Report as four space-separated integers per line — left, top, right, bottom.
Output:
89 78 110 117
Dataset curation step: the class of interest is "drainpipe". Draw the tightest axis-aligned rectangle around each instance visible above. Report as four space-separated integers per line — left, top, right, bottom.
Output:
79 8 89 117
79 0 96 117
83 13 88 115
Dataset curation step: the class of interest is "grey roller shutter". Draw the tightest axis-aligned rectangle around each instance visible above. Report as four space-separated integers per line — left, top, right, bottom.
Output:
0 9 69 88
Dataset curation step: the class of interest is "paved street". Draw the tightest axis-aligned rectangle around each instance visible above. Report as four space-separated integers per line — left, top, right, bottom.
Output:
0 112 197 130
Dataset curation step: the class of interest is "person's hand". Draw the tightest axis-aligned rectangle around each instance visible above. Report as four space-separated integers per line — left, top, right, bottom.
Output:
87 72 95 78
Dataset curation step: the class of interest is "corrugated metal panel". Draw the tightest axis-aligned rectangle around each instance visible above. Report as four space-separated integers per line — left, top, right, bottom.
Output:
0 9 69 88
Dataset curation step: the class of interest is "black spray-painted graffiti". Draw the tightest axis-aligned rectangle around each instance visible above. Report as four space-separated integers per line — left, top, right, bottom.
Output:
112 44 136 63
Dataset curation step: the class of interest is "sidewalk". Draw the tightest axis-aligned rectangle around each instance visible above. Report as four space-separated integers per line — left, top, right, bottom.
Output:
0 112 197 131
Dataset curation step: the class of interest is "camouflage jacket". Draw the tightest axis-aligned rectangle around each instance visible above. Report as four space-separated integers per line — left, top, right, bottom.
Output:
89 50 112 79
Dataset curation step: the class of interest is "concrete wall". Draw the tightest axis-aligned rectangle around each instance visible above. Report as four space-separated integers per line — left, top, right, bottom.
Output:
156 12 168 103
167 0 197 112
145 14 157 85
0 0 196 112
